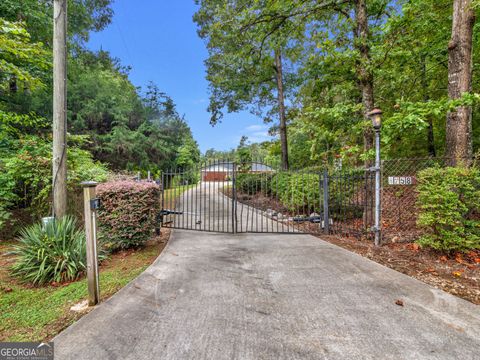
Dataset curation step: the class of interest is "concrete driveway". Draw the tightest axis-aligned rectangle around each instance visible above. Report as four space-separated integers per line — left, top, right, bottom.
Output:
55 183 480 359
55 229 480 359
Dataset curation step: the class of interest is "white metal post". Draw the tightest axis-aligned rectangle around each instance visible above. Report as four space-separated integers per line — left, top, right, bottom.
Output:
323 169 329 234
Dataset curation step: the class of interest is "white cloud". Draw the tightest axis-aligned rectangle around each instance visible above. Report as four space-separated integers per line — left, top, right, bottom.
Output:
193 98 207 105
244 124 267 132
232 123 271 145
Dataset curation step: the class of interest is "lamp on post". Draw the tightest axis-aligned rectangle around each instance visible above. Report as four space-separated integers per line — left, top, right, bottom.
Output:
367 108 382 246
369 108 382 131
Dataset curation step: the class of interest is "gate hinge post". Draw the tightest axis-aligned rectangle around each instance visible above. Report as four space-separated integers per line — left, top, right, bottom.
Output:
231 162 237 233
322 169 329 235
373 128 382 246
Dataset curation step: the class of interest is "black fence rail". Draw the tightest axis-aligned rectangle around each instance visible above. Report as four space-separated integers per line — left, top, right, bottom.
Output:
328 170 375 239
159 157 477 244
161 164 234 233
160 160 375 238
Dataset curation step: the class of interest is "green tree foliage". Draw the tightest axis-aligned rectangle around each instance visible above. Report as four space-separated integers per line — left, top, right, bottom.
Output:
0 3 200 235
195 0 480 166
0 0 113 45
0 134 108 228
67 62 199 171
236 136 253 172
176 137 201 169
203 148 235 162
0 15 110 231
194 0 286 124
194 0 312 169
0 18 50 90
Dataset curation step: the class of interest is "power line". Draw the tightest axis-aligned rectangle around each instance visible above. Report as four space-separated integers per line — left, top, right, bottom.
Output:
113 1 134 66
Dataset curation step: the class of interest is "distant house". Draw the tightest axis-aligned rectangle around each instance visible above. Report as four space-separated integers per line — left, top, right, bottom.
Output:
201 161 273 181
201 162 234 181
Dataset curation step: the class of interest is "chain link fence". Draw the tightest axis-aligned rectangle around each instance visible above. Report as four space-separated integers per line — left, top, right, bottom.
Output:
380 157 475 243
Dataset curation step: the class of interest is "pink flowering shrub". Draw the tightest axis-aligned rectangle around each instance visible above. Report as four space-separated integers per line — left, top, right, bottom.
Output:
97 181 161 251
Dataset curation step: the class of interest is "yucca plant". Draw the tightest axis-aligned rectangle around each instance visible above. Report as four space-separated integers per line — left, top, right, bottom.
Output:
10 216 88 285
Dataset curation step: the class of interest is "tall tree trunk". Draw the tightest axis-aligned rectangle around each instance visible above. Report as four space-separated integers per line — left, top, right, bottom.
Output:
274 49 289 170
354 0 374 168
446 0 475 166
354 0 375 229
421 54 436 157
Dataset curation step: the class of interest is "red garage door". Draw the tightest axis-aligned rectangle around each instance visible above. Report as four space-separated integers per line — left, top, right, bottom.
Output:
203 172 227 181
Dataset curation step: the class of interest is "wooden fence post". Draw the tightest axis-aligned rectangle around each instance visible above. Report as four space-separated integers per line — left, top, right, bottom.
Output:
81 181 100 306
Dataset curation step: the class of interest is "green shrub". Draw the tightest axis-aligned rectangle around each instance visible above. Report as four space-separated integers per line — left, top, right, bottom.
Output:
236 173 273 195
268 169 365 215
97 181 161 251
10 216 88 285
236 168 365 216
0 134 109 232
416 166 480 252
271 172 320 212
170 170 199 188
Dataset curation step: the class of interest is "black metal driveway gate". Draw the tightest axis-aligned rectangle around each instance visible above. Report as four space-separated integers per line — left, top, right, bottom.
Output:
160 160 375 239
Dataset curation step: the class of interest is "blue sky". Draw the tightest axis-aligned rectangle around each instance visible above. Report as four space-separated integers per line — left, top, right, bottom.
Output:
87 0 270 153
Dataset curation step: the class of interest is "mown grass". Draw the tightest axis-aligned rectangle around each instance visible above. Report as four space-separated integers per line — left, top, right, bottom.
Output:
0 184 193 341
0 240 163 342
162 184 196 209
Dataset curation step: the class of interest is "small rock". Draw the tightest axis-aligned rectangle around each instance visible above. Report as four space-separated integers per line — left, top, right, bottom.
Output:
70 300 89 312
395 299 404 307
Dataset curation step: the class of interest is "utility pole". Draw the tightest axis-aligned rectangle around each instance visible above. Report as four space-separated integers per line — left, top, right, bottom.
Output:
53 0 68 218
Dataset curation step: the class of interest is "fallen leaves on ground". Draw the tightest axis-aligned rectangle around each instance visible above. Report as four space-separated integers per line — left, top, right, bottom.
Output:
407 243 420 251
